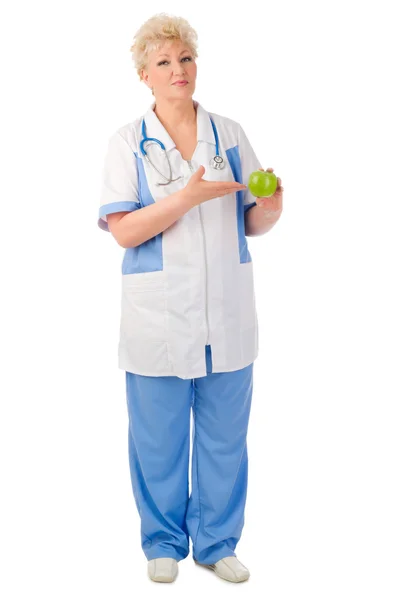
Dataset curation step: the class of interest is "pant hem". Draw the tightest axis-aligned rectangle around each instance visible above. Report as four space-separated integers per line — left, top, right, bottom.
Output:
145 548 189 562
193 547 236 565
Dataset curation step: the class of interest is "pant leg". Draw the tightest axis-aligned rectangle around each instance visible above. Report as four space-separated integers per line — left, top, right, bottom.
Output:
125 371 193 562
185 345 254 564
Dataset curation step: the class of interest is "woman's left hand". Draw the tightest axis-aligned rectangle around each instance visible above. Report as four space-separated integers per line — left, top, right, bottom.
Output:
255 168 283 213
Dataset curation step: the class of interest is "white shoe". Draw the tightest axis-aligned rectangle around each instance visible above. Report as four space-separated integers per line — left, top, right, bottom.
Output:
195 556 250 582
147 557 178 583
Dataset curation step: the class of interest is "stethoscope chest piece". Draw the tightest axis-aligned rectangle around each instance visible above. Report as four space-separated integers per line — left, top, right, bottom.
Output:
210 155 225 170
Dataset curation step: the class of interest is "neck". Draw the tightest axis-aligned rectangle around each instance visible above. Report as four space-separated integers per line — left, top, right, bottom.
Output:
153 98 196 129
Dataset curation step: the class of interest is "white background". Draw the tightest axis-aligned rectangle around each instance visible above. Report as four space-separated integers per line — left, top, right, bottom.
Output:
1 0 403 598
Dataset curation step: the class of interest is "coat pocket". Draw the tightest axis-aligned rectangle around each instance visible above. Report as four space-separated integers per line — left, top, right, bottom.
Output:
120 272 168 343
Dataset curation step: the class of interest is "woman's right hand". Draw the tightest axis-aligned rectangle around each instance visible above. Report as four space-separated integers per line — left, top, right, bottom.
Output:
182 165 247 207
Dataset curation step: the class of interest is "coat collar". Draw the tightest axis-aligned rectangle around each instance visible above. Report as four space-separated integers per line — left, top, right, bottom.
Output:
142 99 216 151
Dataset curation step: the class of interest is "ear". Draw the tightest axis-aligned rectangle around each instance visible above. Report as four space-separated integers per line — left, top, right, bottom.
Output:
141 69 151 89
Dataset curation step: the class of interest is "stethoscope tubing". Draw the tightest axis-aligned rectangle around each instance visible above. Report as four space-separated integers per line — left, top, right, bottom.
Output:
140 116 225 185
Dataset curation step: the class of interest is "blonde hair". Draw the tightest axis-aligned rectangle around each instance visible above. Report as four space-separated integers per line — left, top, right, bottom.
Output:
129 13 199 94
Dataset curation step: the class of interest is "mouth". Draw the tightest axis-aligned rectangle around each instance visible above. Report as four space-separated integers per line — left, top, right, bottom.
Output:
173 81 188 86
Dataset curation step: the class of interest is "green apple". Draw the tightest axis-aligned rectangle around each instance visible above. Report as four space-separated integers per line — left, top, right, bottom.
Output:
248 170 277 197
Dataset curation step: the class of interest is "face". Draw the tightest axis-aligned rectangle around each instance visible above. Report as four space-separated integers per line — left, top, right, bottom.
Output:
141 40 197 99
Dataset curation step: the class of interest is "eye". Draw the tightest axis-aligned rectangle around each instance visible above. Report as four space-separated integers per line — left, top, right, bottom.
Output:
157 56 193 66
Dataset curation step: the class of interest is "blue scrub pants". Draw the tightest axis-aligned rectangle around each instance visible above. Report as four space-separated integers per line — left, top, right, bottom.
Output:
125 344 254 565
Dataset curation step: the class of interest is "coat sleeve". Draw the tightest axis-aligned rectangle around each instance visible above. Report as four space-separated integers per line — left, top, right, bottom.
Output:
98 131 141 232
238 123 263 213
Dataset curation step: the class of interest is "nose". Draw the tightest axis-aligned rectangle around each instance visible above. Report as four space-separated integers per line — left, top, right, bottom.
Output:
173 60 186 73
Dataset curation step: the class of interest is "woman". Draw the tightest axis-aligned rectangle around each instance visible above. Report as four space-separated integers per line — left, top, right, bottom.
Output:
98 13 283 584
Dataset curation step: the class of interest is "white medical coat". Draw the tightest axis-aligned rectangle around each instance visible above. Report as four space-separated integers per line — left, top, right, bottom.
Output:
98 100 263 379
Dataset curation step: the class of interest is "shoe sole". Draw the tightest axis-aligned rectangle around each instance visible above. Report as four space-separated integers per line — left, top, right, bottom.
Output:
149 575 176 583
194 559 250 583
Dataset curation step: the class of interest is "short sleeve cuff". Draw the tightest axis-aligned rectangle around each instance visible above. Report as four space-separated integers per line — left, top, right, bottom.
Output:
98 201 141 232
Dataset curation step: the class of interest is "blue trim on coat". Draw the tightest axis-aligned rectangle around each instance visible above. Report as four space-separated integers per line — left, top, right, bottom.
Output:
121 152 164 275
226 145 252 263
244 201 257 213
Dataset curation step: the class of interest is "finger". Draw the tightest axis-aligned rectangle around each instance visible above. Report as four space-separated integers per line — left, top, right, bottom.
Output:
215 181 246 189
225 189 243 195
215 186 246 195
219 188 246 197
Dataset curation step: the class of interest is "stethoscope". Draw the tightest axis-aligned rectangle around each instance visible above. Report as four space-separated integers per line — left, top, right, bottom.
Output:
139 116 225 186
